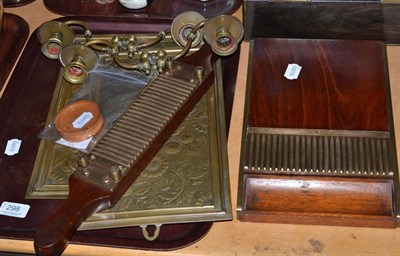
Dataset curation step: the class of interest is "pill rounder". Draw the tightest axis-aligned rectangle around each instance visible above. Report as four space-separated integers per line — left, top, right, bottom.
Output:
55 100 104 142
119 0 148 9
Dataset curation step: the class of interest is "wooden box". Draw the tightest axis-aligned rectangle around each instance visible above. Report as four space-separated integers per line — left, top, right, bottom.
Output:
237 38 400 227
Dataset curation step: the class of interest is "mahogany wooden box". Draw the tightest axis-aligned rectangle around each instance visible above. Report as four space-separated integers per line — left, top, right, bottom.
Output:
237 38 400 228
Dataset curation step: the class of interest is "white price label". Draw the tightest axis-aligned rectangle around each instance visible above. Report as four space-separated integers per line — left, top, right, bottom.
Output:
284 63 302 80
56 137 92 150
72 112 93 129
0 201 30 218
4 139 22 156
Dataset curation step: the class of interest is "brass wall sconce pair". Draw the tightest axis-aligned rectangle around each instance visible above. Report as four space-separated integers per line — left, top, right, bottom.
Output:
37 20 95 84
36 11 244 84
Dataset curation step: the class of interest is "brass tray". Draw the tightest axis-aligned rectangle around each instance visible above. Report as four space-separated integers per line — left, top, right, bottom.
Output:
26 33 232 231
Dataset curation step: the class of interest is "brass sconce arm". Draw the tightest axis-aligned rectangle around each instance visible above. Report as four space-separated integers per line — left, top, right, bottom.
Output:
84 38 114 52
139 29 169 49
173 20 206 61
83 38 142 72
112 55 142 70
63 20 92 41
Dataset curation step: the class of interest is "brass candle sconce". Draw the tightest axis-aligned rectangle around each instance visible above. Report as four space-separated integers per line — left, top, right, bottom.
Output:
37 20 91 60
171 11 206 48
36 13 244 84
203 15 244 56
59 44 98 84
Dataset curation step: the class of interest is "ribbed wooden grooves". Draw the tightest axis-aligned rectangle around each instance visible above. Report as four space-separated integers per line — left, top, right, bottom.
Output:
244 128 394 176
92 74 197 168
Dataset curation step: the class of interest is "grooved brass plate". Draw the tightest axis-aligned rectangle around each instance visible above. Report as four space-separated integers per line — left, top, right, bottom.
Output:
245 128 395 177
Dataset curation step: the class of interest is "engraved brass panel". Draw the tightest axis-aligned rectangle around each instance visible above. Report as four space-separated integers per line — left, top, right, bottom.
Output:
26 33 231 230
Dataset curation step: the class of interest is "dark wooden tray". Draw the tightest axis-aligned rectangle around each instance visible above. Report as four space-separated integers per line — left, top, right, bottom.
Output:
4 0 35 8
244 1 400 43
44 0 242 18
0 16 239 251
0 13 29 90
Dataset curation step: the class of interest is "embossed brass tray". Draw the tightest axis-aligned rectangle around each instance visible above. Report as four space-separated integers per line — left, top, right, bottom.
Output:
26 33 232 231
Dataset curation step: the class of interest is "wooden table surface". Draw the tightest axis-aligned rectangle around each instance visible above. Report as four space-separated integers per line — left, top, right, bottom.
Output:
1 1 400 255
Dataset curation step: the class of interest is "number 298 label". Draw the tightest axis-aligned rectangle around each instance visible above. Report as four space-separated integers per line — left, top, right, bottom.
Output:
0 201 30 218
